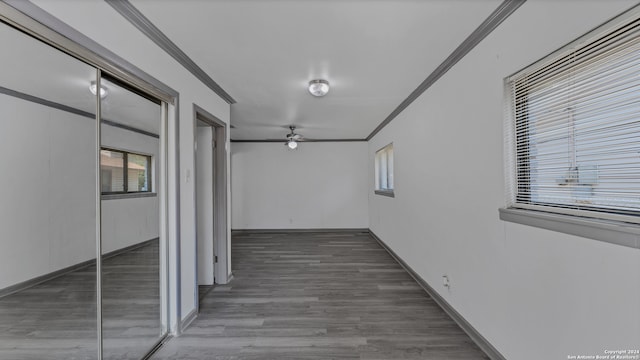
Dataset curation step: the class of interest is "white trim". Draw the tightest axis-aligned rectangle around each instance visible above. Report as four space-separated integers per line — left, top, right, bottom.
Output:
499 207 640 249
194 105 231 286
191 110 199 317
503 79 517 208
374 189 395 198
159 102 170 336
180 308 198 333
511 203 640 226
167 101 181 336
94 69 104 359
102 192 157 201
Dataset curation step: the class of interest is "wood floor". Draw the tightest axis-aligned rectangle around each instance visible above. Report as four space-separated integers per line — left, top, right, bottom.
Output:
0 240 162 360
152 231 489 360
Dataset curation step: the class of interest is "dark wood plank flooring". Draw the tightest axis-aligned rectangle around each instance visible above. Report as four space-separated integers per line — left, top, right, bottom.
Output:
0 240 162 360
152 231 488 360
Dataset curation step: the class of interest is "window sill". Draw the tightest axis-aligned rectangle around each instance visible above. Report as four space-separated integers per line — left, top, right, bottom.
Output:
499 207 640 249
375 190 395 198
102 192 157 201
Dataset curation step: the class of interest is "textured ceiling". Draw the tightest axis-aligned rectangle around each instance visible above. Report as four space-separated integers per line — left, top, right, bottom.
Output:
129 0 502 140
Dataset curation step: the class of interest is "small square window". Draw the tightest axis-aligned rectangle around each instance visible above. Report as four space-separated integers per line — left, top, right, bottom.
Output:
375 143 394 197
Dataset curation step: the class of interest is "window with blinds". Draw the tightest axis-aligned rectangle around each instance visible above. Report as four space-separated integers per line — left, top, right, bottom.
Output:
375 143 394 196
506 13 640 223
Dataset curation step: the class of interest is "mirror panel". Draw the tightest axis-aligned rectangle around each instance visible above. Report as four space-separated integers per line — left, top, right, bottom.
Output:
0 20 99 359
99 77 162 359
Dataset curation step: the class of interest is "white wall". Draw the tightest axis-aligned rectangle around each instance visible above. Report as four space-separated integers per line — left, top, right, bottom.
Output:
0 94 159 289
368 2 640 359
31 0 232 322
232 142 369 230
0 94 95 290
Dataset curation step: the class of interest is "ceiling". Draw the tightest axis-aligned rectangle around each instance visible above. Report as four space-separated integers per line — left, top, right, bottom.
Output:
129 0 502 141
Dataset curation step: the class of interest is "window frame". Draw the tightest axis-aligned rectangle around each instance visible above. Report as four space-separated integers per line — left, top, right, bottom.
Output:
100 147 153 196
374 143 395 197
501 6 640 249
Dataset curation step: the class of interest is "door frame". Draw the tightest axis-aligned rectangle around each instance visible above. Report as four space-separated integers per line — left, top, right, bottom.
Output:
192 104 229 311
195 120 215 288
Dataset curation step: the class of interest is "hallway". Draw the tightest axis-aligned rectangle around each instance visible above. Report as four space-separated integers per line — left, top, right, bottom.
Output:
152 231 488 359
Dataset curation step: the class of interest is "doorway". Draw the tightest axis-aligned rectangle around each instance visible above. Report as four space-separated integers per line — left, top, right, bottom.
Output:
194 105 229 308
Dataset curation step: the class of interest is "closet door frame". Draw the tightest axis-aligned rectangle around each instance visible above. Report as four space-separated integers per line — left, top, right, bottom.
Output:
0 1 182 357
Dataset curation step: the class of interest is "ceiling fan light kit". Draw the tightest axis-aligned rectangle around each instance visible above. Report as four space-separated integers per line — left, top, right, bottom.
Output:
285 125 302 150
308 79 330 97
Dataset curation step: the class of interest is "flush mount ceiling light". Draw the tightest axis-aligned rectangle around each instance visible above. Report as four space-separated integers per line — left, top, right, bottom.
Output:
89 81 108 99
308 79 330 97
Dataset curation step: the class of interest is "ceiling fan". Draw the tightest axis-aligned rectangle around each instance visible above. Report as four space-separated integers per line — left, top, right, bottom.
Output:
285 126 304 149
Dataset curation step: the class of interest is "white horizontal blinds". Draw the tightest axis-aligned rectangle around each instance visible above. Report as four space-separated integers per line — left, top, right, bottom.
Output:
127 153 150 192
375 144 393 191
386 147 394 189
374 152 381 190
512 18 640 215
379 150 388 190
100 150 125 192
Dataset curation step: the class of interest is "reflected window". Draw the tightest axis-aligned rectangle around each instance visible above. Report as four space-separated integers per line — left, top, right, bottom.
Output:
101 149 151 193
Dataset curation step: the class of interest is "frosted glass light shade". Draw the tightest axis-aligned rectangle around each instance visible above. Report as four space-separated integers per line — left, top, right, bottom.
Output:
308 79 329 97
89 81 108 99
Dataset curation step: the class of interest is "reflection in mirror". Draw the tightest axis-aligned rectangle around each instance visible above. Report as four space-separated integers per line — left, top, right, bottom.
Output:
0 21 98 359
99 77 163 359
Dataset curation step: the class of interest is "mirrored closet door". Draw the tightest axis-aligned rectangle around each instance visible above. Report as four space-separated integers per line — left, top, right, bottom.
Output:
0 20 99 360
99 76 163 359
0 17 167 360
